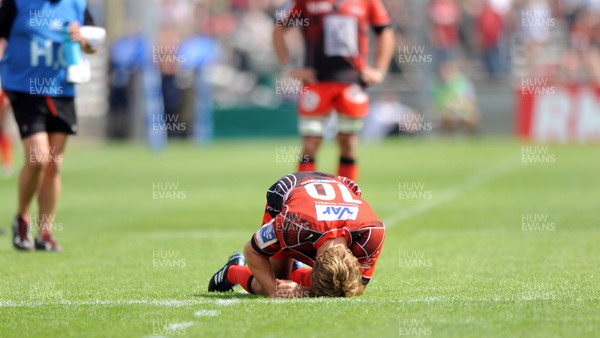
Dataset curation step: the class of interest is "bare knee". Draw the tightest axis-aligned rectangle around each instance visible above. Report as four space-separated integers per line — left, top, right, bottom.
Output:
44 160 63 177
25 152 51 172
23 134 53 171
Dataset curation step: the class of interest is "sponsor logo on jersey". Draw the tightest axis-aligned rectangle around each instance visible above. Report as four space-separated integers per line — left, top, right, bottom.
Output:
315 205 358 221
256 222 278 249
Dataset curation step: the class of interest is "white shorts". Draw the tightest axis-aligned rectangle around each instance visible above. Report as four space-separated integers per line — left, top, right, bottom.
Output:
298 114 364 137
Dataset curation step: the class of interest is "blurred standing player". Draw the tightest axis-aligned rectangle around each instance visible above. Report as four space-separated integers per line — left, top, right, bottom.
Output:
208 172 385 297
0 38 13 177
0 0 97 251
273 0 395 181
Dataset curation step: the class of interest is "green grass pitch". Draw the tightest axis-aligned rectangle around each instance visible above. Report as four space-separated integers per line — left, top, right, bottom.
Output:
0 137 598 337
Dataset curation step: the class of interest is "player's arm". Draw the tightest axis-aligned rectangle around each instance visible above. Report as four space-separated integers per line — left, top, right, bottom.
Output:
272 2 316 83
361 26 395 85
69 9 99 54
272 1 299 68
275 279 314 298
246 219 285 297
273 26 316 83
372 27 395 76
244 242 278 297
361 0 396 85
354 224 386 294
272 24 293 67
82 9 98 54
244 244 311 298
0 38 6 58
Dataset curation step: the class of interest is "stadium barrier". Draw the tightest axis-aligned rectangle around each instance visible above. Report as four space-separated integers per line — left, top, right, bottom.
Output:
214 104 298 138
516 84 600 143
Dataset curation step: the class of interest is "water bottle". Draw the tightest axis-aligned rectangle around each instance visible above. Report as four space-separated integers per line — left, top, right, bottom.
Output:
63 22 81 66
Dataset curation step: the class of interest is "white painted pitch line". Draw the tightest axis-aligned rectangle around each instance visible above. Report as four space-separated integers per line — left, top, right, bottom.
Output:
194 310 221 317
214 298 240 306
2 295 595 308
0 299 213 308
385 157 522 228
0 298 244 308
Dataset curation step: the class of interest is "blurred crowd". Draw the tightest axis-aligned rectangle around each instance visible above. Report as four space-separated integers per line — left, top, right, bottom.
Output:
151 0 600 85
103 0 600 139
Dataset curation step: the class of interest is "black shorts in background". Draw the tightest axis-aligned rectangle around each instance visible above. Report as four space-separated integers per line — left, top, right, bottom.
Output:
5 91 78 139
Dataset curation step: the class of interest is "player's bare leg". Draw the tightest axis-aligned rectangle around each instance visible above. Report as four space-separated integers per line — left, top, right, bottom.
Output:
0 95 13 176
299 135 321 172
18 133 50 217
12 132 50 250
337 132 358 181
0 131 12 176
35 133 67 251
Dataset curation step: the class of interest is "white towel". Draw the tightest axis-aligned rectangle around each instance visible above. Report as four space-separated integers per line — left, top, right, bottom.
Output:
67 56 92 84
80 26 106 50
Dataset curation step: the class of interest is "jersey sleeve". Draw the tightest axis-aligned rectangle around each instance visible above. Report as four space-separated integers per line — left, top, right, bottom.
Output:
84 8 95 26
265 174 298 218
250 220 282 257
351 225 386 284
368 0 392 28
361 252 380 284
337 176 362 198
262 202 274 225
0 0 17 39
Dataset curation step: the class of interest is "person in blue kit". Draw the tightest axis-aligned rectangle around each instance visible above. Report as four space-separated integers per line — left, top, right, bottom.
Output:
0 0 97 251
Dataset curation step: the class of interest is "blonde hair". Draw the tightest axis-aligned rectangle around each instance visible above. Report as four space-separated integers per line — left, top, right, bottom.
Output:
311 246 362 297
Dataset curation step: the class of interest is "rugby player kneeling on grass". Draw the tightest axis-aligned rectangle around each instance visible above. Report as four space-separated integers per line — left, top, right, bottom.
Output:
208 172 385 297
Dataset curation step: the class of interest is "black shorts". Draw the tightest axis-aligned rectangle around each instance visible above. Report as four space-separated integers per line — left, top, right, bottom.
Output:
5 90 78 139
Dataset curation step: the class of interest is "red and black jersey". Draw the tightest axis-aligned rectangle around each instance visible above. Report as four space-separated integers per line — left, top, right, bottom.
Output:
277 0 391 84
251 172 385 284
